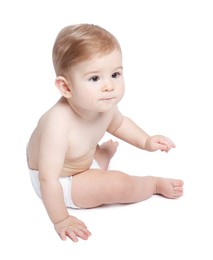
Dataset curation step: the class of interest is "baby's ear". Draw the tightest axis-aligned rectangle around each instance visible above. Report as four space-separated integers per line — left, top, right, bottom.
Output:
55 76 72 98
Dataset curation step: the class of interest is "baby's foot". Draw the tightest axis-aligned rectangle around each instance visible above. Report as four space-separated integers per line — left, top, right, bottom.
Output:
154 177 184 199
95 140 119 170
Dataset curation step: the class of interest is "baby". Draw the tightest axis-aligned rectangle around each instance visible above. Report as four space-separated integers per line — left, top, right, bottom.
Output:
27 24 184 242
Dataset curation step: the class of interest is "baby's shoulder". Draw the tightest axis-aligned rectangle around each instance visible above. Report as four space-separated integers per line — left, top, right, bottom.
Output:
38 101 71 130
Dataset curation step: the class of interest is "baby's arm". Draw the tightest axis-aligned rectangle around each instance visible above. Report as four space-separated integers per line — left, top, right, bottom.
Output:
107 106 175 152
38 119 91 242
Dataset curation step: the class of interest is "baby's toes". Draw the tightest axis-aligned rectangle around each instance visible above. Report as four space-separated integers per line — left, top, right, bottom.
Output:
113 141 119 148
173 186 183 197
172 179 184 187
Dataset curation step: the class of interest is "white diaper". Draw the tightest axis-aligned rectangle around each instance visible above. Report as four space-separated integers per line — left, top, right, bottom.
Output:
29 169 80 209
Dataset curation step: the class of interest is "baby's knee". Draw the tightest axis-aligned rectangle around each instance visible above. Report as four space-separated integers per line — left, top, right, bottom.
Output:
110 173 134 201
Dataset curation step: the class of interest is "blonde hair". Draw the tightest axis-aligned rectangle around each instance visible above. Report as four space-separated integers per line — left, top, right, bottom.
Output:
52 24 121 77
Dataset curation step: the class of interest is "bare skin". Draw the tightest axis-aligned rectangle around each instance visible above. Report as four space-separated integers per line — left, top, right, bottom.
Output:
52 141 183 242
93 141 183 202
94 140 119 170
27 49 184 243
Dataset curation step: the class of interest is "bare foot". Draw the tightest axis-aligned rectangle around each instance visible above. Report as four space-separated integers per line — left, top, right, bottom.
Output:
95 140 119 170
153 177 184 199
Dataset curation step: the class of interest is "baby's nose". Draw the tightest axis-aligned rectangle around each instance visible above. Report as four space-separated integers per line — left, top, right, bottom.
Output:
102 81 114 92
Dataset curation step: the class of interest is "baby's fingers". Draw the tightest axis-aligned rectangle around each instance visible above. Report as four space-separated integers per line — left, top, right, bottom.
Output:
66 226 91 242
58 230 67 241
66 227 79 242
166 138 176 149
158 137 175 152
160 145 171 152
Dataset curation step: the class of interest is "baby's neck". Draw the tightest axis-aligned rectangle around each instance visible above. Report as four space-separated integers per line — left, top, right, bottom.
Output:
67 99 101 122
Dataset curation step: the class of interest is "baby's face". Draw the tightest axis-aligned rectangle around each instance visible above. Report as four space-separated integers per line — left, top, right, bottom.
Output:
66 49 125 113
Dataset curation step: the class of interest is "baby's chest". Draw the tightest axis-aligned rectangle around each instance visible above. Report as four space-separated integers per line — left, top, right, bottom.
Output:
66 112 112 159
66 127 104 159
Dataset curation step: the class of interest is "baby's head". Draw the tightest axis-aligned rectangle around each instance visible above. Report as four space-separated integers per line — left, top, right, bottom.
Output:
52 24 121 77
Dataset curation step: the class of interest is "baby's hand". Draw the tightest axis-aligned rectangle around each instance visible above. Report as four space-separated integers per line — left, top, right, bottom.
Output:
54 215 91 242
145 135 176 152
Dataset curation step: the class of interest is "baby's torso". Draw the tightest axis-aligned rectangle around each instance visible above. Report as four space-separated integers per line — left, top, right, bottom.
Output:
62 122 107 176
27 99 114 176
62 147 96 176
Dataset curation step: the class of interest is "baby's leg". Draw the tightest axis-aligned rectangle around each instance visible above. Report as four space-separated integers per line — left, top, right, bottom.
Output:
72 169 184 209
94 140 118 170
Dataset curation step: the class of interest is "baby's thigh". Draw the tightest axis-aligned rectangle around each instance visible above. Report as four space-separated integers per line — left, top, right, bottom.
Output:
71 169 130 208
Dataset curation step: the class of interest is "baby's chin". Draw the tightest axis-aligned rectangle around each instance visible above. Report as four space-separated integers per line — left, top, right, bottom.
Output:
97 101 118 113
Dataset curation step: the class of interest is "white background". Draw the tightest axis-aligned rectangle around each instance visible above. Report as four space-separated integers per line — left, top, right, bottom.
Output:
0 0 213 259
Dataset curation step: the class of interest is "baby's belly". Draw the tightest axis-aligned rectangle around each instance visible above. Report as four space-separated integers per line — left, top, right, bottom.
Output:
61 157 94 176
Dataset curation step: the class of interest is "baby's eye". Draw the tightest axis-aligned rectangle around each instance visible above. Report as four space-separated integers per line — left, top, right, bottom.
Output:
112 72 121 78
89 76 100 82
